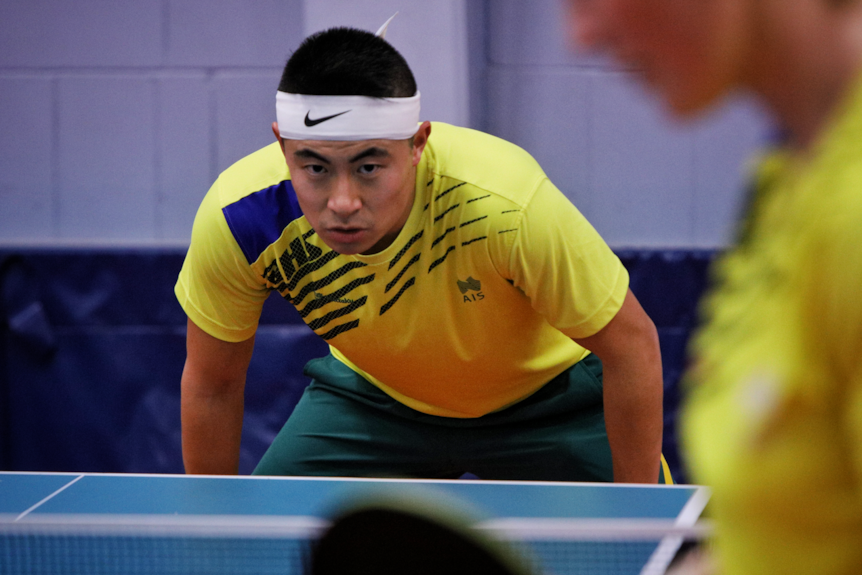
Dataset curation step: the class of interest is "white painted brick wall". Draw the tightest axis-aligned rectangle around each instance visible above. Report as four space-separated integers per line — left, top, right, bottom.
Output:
0 0 772 247
484 0 774 248
0 0 302 245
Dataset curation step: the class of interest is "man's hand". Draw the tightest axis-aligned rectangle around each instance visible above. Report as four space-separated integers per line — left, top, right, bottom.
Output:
181 318 255 475
574 288 663 483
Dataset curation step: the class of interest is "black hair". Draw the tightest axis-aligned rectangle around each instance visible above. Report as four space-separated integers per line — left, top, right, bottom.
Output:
279 27 417 98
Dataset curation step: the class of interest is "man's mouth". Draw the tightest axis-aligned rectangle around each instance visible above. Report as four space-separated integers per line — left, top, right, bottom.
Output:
325 226 367 244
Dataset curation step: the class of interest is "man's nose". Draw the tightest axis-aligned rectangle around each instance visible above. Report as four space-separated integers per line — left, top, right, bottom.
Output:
327 176 362 215
565 0 608 52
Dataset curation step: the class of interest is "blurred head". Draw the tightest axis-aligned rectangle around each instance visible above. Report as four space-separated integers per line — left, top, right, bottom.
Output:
565 0 755 115
566 0 862 148
273 27 430 255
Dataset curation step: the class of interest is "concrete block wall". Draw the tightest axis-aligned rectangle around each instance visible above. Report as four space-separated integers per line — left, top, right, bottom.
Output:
1 0 774 248
482 0 775 248
303 0 470 128
0 0 303 244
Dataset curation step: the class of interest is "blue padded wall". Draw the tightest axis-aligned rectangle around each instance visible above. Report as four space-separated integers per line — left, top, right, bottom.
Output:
0 249 714 482
0 249 328 476
618 250 716 483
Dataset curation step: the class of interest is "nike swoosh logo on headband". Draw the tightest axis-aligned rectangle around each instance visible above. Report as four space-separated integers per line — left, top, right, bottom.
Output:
304 110 351 127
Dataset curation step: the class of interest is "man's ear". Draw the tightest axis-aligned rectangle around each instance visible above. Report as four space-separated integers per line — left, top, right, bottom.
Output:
411 121 432 166
272 122 285 151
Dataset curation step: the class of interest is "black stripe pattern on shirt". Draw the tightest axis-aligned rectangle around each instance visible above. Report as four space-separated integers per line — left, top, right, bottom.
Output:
425 180 491 275
380 277 415 315
460 216 487 228
379 178 505 316
434 204 460 223
432 226 456 248
389 230 424 271
385 253 420 294
461 236 487 247
285 250 340 291
319 319 360 341
428 246 455 272
263 233 374 340
298 274 375 319
380 227 424 312
292 260 369 306
307 296 368 331
435 182 466 203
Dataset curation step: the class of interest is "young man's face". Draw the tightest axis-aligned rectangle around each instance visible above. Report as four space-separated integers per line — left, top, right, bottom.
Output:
566 0 753 115
274 121 431 256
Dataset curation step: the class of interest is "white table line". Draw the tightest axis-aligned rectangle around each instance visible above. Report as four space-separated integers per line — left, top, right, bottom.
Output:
639 486 711 575
15 474 85 521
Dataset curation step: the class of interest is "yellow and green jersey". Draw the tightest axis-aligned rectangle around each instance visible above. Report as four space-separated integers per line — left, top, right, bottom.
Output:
682 75 862 573
176 122 628 418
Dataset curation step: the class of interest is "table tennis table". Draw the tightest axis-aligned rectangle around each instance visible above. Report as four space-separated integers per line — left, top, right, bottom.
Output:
0 472 709 575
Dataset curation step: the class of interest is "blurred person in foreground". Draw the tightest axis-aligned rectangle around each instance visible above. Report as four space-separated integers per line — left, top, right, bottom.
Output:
566 0 862 573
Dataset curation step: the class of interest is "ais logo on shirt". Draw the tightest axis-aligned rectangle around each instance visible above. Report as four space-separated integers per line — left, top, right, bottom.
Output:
457 277 484 303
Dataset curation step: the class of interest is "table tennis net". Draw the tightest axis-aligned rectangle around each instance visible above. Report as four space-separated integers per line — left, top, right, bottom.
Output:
0 514 711 575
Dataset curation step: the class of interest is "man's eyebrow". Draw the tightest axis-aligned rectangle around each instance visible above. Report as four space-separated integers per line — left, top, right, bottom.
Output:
349 147 390 163
294 149 331 163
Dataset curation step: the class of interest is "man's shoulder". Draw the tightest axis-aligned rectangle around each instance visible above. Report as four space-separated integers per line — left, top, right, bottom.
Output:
426 122 548 204
427 122 540 169
215 141 291 208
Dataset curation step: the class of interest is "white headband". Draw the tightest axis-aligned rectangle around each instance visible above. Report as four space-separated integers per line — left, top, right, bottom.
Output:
276 91 421 141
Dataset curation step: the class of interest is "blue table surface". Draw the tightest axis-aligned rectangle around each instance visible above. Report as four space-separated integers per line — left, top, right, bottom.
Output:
0 472 706 523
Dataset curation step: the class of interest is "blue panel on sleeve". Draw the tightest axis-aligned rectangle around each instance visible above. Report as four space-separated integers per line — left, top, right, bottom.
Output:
221 180 304 264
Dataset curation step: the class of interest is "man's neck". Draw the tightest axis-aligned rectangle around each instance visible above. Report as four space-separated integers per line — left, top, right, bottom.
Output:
751 4 862 153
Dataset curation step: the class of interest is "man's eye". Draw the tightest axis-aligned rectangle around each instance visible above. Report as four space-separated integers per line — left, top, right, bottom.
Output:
306 165 326 175
358 164 379 175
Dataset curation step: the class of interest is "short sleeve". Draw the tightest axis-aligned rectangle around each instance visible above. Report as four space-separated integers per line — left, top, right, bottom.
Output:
508 179 628 339
175 178 270 342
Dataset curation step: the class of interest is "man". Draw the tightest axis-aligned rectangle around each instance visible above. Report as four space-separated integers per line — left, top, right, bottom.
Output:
176 26 666 484
567 0 862 572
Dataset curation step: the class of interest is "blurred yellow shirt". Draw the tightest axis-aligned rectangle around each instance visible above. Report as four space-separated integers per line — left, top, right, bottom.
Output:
683 74 862 574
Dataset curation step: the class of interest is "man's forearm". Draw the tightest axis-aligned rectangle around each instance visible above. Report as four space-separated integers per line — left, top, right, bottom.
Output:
181 319 254 475
181 375 245 475
602 360 663 483
573 289 664 483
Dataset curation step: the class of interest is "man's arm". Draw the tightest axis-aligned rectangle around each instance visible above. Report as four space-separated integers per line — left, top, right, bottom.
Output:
573 288 663 483
181 318 256 475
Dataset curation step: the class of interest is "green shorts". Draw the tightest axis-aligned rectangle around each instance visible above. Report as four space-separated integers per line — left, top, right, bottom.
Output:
253 353 667 482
